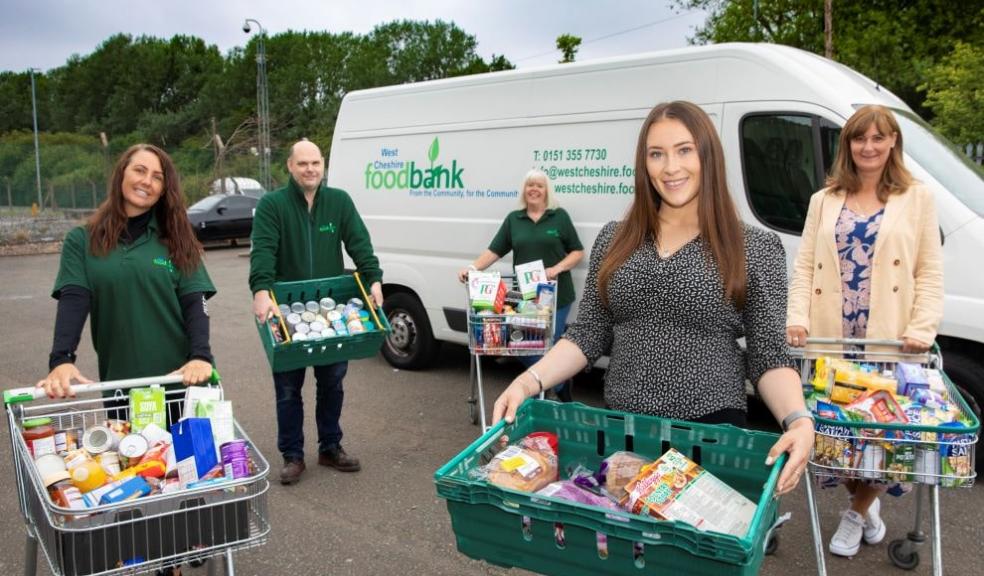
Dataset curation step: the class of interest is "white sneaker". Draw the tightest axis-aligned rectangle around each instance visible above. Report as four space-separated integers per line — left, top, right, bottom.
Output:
829 510 865 557
862 497 886 544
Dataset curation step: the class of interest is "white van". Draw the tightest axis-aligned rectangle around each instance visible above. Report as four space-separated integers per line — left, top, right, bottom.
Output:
327 42 984 418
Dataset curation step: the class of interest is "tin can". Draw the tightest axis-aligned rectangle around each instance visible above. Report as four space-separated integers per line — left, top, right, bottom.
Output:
915 446 940 484
292 332 307 342
510 327 525 343
335 304 346 313
305 301 320 314
860 443 885 479
323 328 335 338
98 452 122 476
290 301 305 314
483 319 502 350
347 298 364 310
332 319 348 335
82 426 118 455
295 322 311 335
363 321 375 332
278 304 291 318
54 428 81 454
285 313 302 328
347 319 365 334
327 310 342 322
319 298 336 314
300 311 316 323
358 310 370 322
118 434 149 466
310 321 326 333
220 440 251 480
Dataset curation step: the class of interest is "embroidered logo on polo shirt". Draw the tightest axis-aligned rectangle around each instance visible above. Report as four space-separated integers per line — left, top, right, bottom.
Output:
152 256 175 273
545 229 560 237
319 223 336 234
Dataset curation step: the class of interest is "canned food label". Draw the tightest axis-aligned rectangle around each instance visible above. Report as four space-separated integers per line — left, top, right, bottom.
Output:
29 436 58 458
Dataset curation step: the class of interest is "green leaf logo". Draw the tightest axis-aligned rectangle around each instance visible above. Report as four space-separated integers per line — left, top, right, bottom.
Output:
428 137 440 166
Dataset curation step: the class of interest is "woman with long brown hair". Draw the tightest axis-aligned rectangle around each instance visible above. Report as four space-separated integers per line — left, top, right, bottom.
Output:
787 105 943 557
37 143 216 402
492 101 813 495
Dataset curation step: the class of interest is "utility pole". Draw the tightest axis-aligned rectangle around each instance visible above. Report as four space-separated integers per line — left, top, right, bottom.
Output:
824 0 833 59
29 68 42 211
243 19 272 192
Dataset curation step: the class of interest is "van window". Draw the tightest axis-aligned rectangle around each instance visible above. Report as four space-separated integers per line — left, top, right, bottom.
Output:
741 114 828 234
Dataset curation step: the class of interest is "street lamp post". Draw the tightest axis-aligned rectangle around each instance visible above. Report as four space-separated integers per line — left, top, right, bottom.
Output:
29 68 42 210
243 19 272 192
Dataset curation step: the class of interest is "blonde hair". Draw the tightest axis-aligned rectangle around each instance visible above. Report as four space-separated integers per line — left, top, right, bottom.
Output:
519 169 558 209
826 105 913 201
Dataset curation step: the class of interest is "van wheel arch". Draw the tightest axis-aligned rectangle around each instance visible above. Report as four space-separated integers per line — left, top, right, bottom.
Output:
381 287 439 370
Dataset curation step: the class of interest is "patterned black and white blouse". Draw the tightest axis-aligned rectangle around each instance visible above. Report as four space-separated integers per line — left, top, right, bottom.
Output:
564 221 795 420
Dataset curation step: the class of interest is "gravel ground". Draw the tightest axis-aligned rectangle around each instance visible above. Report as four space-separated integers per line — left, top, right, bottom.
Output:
0 210 87 256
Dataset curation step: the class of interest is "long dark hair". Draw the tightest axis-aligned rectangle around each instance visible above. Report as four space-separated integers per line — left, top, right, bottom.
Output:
88 144 202 274
826 105 913 202
597 101 746 309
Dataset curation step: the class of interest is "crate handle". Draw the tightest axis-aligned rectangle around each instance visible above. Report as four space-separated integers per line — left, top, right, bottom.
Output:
4 369 221 405
353 272 383 329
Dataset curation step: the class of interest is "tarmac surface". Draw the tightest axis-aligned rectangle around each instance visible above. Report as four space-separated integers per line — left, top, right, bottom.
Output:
0 247 980 576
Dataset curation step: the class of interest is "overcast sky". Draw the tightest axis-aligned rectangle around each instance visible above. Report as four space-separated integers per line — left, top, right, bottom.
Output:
0 0 708 73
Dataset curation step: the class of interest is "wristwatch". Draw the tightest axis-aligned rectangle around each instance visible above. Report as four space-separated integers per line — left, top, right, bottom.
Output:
781 409 815 431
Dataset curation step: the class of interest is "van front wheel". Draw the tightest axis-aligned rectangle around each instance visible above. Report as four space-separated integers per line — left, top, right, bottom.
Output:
382 292 438 370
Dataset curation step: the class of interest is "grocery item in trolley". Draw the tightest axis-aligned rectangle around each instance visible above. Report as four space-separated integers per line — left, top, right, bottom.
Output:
805 356 976 484
128 386 166 432
476 433 559 493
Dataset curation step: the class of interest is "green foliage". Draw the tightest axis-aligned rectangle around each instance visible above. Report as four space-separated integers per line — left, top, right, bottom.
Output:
556 34 582 64
0 20 512 206
920 42 984 144
674 0 984 124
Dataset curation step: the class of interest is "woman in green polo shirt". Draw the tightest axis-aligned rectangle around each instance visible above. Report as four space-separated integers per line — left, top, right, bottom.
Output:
458 168 584 401
36 144 216 411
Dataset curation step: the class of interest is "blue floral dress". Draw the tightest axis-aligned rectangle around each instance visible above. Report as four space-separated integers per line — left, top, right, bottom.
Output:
836 204 884 340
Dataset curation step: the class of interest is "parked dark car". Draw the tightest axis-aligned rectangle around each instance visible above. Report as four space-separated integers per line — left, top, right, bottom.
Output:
186 194 259 244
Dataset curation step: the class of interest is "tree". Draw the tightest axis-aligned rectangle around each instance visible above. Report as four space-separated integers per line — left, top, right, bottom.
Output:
556 34 582 64
673 1 984 120
920 42 984 144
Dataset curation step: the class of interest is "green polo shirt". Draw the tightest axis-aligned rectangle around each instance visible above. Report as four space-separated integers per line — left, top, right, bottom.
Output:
52 218 216 381
488 208 583 308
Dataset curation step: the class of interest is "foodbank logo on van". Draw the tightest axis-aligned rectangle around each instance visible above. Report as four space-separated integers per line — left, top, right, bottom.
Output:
364 137 464 190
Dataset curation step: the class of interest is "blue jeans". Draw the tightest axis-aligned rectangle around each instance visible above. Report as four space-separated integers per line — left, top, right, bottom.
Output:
520 304 572 392
273 361 348 461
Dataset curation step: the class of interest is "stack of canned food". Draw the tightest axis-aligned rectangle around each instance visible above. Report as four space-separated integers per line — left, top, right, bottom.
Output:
273 297 377 344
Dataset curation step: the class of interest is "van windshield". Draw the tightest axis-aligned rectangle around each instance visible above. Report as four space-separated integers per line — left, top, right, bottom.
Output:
891 108 984 217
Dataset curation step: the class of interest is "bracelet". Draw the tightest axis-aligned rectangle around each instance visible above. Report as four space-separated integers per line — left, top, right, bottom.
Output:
467 264 478 271
781 409 815 431
526 368 544 396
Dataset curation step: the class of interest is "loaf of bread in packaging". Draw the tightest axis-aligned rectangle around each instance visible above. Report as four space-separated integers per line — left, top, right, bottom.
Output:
603 451 652 500
486 443 558 492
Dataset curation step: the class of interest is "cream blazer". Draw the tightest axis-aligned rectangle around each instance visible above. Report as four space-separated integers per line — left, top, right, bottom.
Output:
787 183 943 346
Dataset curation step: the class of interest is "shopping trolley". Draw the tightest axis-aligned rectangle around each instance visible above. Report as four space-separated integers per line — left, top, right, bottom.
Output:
465 275 557 431
3 374 271 576
794 338 979 576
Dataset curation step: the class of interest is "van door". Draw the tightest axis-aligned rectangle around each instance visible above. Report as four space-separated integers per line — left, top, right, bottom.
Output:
721 102 844 268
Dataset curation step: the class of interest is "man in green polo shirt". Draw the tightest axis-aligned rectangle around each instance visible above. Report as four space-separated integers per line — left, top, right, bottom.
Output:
250 139 383 485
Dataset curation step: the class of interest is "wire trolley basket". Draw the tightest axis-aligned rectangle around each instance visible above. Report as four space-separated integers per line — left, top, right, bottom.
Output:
792 338 979 576
464 275 557 431
4 375 271 576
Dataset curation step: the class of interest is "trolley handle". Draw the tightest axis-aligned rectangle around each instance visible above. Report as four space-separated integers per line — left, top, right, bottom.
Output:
3 369 221 406
792 337 934 363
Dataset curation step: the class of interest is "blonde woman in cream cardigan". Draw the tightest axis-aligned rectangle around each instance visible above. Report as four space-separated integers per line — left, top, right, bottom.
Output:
787 105 943 558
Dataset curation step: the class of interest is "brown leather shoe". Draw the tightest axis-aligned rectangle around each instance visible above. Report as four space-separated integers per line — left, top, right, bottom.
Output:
279 458 306 485
318 445 361 472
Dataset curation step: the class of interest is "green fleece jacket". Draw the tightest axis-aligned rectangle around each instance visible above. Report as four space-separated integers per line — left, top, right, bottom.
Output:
249 178 382 293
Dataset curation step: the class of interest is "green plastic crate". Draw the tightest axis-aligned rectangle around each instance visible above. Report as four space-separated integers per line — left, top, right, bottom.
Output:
434 400 784 576
256 275 391 373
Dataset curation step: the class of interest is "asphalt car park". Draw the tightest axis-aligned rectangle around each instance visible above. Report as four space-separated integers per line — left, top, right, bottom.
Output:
0 248 980 576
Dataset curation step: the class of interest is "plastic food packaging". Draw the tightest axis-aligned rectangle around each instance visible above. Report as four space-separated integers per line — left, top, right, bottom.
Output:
535 481 620 510
482 434 559 493
600 451 652 500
